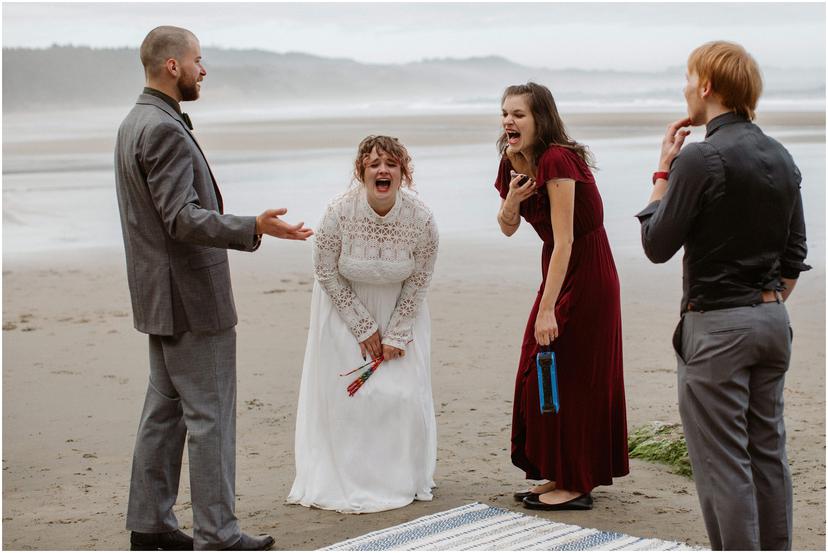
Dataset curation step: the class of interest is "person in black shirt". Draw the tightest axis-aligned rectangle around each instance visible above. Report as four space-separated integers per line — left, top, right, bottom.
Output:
636 41 809 550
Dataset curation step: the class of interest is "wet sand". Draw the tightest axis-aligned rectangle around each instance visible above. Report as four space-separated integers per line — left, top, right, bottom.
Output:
2 233 825 549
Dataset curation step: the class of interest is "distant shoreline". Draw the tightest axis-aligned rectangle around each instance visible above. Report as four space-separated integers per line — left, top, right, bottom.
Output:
3 110 824 159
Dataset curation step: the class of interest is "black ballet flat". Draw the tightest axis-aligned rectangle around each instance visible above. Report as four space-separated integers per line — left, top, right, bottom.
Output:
513 490 539 501
522 492 593 511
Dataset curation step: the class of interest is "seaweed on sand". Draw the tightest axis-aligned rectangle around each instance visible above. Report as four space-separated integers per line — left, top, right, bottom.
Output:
628 421 693 478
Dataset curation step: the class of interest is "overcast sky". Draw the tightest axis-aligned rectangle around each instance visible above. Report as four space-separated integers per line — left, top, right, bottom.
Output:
2 2 825 71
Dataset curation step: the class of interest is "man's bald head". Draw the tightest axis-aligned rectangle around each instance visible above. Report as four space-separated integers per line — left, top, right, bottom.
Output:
140 26 198 78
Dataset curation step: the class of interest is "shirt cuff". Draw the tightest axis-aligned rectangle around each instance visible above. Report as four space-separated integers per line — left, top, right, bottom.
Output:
634 200 660 221
381 335 408 351
781 262 812 280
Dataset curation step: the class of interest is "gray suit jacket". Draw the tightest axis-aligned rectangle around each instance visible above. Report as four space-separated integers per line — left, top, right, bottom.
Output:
115 93 259 336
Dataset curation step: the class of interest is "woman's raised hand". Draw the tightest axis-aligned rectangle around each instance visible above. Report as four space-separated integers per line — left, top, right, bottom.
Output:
506 171 538 206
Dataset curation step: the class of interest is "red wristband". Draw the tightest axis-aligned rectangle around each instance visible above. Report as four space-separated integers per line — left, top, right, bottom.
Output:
652 171 669 185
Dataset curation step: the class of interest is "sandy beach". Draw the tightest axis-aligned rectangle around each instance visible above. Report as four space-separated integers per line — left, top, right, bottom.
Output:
2 111 825 550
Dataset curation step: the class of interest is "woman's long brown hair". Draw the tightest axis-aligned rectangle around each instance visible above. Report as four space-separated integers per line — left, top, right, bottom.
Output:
497 82 596 169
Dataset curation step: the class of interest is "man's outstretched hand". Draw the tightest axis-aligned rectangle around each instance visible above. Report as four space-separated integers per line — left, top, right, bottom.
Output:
256 208 314 240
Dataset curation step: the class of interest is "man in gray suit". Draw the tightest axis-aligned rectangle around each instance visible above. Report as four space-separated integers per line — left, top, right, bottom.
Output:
115 26 313 551
636 41 809 550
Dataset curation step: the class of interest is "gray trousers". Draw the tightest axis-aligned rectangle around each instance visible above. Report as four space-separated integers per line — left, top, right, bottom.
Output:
126 328 241 550
675 301 793 550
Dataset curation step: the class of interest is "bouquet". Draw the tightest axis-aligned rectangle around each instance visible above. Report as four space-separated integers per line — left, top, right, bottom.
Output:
340 340 412 396
340 356 384 397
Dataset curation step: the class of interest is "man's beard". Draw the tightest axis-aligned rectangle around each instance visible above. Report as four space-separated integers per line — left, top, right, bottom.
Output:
177 72 200 101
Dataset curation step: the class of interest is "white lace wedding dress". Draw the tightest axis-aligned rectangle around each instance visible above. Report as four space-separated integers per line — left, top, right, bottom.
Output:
287 187 439 513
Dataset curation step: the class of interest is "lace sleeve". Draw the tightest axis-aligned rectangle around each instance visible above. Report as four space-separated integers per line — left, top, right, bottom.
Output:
313 204 378 342
382 211 439 350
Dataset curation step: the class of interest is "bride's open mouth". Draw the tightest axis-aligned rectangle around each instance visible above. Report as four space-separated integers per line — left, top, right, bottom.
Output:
375 179 392 192
506 130 521 145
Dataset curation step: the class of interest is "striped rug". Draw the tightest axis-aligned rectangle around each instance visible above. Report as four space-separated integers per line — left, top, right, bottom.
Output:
323 502 697 550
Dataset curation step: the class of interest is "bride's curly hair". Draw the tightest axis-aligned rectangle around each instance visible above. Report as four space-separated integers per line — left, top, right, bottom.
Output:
352 135 414 188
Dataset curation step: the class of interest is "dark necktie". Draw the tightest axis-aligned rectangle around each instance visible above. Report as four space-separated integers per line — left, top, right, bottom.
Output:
182 112 193 130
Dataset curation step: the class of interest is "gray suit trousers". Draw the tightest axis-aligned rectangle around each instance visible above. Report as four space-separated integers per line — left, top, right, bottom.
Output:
675 301 793 550
126 328 240 550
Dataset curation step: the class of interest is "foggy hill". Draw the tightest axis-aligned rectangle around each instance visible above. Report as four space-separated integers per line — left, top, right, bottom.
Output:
2 45 823 113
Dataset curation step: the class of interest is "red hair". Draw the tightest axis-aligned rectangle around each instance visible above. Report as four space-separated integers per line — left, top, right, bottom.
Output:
688 41 763 120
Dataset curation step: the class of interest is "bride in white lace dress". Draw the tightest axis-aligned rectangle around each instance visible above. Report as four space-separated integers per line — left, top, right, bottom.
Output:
287 136 439 513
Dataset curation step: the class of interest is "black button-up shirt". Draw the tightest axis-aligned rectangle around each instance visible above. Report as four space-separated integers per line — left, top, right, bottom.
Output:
143 87 180 113
636 112 810 314
143 87 193 129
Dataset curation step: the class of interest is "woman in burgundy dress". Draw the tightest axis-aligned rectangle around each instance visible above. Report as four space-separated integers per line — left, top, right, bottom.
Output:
494 82 628 510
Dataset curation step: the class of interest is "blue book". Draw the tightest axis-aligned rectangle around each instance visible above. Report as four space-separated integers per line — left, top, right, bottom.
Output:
536 350 559 414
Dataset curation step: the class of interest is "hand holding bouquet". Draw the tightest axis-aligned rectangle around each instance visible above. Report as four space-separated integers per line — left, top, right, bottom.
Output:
341 355 384 397
340 340 412 396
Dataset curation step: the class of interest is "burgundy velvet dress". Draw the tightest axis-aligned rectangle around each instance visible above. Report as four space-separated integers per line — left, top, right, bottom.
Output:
495 145 629 493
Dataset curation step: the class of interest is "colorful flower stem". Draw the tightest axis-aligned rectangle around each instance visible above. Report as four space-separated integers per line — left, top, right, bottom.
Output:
339 357 378 377
342 340 414 396
346 356 383 396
